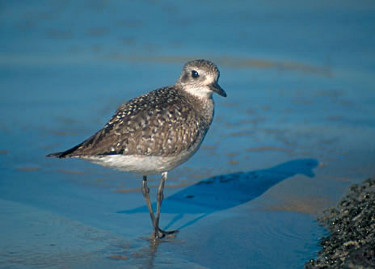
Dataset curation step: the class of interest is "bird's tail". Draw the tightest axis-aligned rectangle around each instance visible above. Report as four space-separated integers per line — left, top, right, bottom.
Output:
46 143 83 158
46 152 66 158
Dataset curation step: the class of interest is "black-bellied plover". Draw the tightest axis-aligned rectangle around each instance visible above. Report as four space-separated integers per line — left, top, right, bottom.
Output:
47 59 227 239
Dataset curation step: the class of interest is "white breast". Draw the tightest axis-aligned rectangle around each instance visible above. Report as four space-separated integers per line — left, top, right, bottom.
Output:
82 145 200 175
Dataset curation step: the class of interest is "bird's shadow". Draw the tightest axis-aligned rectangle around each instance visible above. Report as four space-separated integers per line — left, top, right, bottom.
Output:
118 158 319 231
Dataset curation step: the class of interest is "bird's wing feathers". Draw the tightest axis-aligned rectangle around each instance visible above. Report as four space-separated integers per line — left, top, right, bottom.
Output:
58 87 206 157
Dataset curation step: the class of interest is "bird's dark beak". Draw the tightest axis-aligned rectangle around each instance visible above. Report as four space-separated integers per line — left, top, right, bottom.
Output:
211 82 227 97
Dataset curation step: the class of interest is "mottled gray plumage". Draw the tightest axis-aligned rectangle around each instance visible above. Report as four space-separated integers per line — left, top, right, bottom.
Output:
47 59 226 240
56 87 209 157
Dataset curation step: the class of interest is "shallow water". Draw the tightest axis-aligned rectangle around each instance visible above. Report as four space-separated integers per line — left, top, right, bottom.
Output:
1 1 375 268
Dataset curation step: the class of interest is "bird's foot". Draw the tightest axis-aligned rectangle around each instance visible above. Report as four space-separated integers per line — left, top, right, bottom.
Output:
153 228 179 240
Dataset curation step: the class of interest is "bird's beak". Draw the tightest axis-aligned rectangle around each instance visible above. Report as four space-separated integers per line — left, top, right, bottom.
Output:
211 82 227 97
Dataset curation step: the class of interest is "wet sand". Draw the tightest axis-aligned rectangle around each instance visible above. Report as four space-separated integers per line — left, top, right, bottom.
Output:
1 1 375 268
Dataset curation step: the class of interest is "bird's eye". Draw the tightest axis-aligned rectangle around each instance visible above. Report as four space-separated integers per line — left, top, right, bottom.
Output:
191 70 199 78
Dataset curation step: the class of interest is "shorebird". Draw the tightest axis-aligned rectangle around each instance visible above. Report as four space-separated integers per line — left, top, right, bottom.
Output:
47 59 227 239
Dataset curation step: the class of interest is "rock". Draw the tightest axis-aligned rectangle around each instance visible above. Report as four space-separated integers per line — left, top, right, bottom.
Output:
305 178 375 269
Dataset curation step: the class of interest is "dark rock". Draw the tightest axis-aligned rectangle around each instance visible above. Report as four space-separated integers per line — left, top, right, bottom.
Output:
305 178 375 269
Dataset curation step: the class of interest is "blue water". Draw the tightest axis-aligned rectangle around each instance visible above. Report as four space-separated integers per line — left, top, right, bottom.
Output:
1 1 375 268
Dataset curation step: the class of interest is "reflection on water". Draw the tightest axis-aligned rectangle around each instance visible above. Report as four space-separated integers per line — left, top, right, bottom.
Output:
105 236 190 269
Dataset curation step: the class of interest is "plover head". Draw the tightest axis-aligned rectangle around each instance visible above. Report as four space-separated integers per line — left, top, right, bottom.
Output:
177 59 227 99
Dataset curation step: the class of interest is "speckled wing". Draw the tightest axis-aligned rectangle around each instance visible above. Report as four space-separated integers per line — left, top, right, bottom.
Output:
57 87 208 158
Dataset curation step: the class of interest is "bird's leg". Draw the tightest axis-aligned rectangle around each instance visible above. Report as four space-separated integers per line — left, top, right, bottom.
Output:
154 172 166 238
153 172 178 239
141 176 155 227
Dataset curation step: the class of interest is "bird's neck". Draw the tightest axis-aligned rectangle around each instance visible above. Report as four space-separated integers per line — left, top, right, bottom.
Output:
176 84 215 126
201 97 215 126
187 91 215 126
